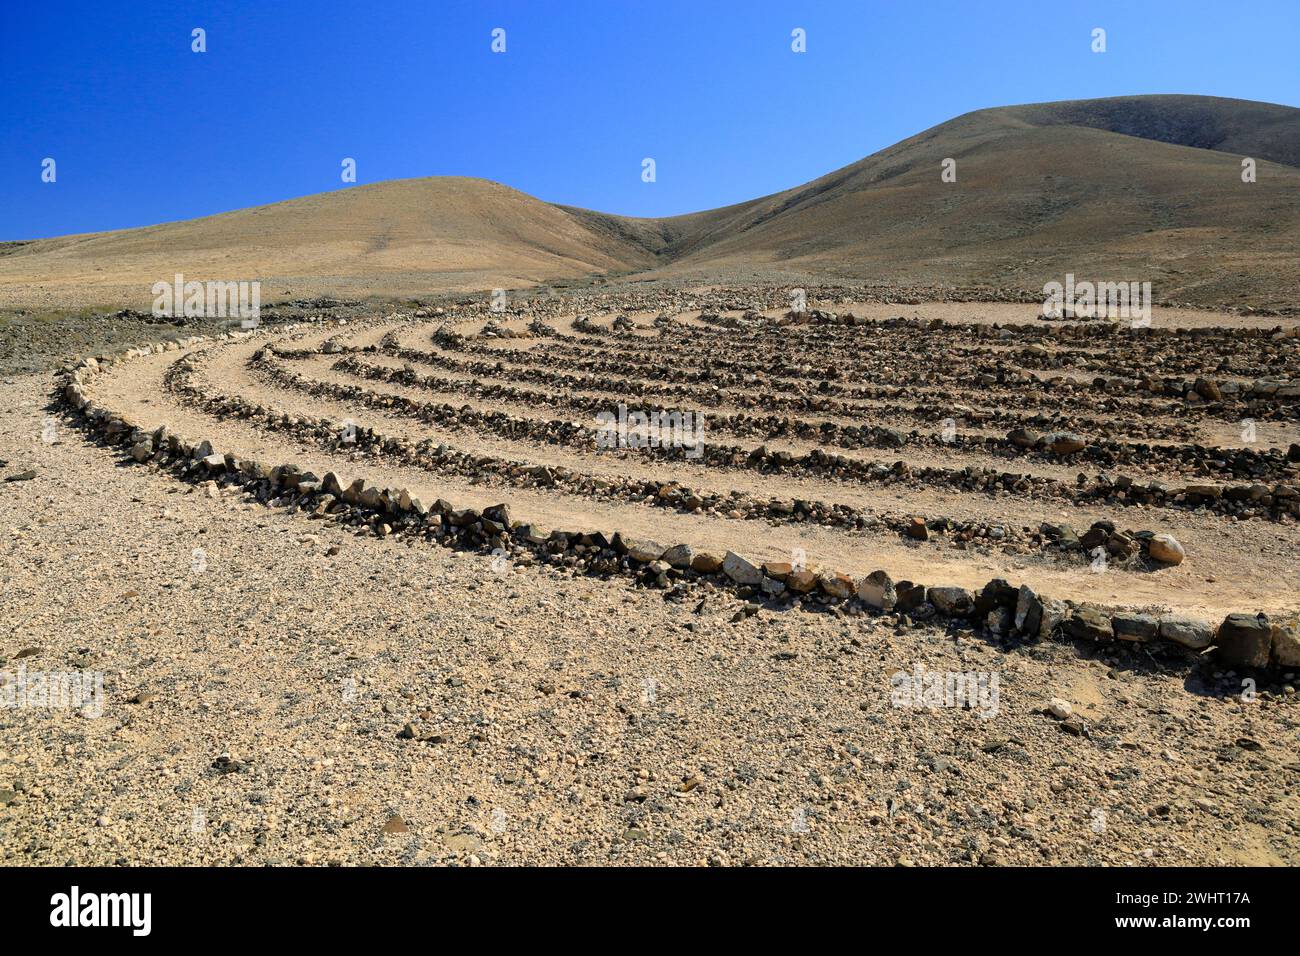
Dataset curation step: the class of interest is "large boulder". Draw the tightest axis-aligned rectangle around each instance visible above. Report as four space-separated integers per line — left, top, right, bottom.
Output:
1215 613 1272 669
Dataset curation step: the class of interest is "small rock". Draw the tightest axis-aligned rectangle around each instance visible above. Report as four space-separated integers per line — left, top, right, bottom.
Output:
1049 433 1086 456
443 833 483 853
690 552 723 574
1215 613 1272 669
786 570 818 593
928 586 974 617
1148 533 1186 566
1047 698 1073 719
1112 613 1158 643
1065 606 1112 642
858 570 897 610
722 551 762 586
1271 623 1300 668
817 572 855 600
662 544 696 569
1158 616 1214 650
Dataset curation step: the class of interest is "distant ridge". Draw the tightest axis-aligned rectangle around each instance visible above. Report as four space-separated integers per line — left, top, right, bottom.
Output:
3 94 1298 309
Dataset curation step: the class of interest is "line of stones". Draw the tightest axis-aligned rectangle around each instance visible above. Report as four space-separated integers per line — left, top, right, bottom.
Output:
256 345 1300 524
559 319 1300 392
171 346 1085 561
451 328 1300 481
691 306 1300 349
59 339 1300 675
543 316 1300 417
432 326 1300 431
176 338 1183 570
373 331 1198 439
386 324 1207 440
335 350 1294 484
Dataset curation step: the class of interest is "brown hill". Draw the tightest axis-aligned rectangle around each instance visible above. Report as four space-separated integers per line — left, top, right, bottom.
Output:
3 94 1297 310
0 178 656 310
595 95 1300 306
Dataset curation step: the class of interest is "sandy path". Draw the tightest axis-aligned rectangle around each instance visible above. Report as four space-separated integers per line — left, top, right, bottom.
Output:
85 329 1300 620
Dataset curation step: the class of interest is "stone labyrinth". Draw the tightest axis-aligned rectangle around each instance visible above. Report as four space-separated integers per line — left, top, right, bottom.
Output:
62 288 1300 674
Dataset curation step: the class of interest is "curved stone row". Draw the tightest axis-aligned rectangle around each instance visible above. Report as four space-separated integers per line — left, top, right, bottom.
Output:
432 325 1300 430
254 345 1300 524
432 341 1223 444
376 330 1193 437
562 314 1300 388
59 334 1300 676
537 313 1300 423
334 351 1296 484
162 345 1135 565
369 331 1209 440
566 312 1300 398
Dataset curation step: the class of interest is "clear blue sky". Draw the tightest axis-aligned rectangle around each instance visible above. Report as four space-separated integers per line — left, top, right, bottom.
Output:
3 0 1298 240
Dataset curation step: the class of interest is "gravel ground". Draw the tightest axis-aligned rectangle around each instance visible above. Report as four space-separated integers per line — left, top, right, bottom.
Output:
1 369 1297 866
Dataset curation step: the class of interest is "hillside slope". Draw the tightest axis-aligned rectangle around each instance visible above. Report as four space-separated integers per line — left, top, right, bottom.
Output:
0 178 654 309
2 95 1297 310
639 95 1300 306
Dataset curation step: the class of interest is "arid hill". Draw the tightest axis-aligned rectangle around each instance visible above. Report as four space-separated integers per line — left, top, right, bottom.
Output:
591 95 1300 305
2 94 1297 309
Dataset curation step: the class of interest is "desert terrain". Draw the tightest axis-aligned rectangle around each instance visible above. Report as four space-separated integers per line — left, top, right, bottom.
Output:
2 95 1298 867
2 283 1298 866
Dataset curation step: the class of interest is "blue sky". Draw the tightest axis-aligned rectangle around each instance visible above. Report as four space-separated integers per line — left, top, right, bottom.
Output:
3 0 1298 240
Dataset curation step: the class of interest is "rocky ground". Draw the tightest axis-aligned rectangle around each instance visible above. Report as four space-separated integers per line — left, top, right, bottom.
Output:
2 287 1298 866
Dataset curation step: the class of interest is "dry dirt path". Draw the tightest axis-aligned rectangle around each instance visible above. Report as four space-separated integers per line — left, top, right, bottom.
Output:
82 325 1300 621
1 368 1297 866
